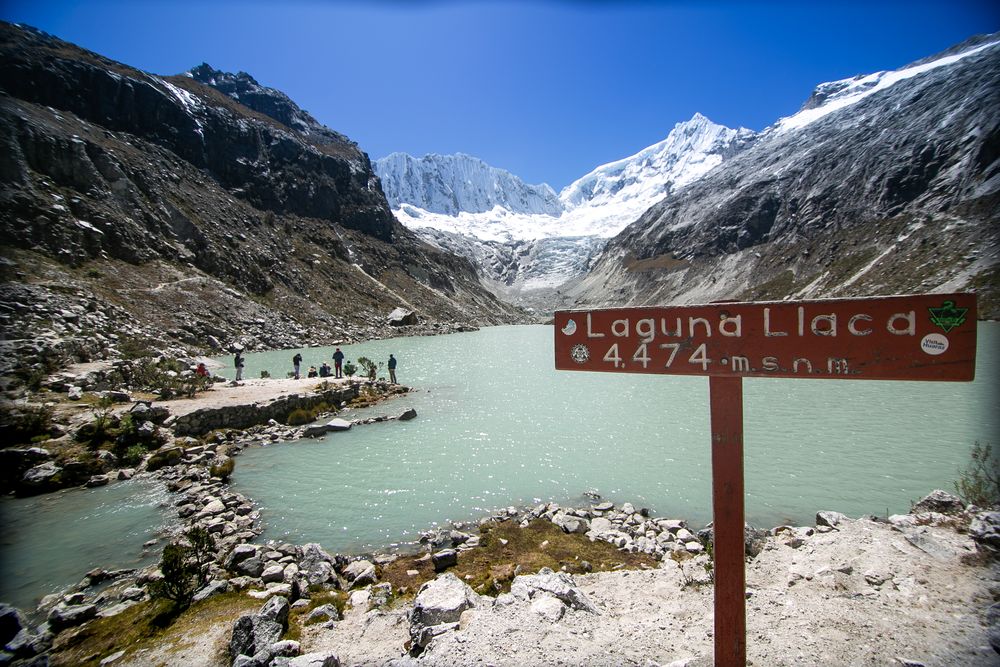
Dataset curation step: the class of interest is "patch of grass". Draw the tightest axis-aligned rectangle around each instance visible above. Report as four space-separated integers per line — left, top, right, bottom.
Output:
380 520 658 597
286 589 348 642
50 592 259 667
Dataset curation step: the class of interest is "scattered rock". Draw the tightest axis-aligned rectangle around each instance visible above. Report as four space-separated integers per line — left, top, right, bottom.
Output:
911 490 965 515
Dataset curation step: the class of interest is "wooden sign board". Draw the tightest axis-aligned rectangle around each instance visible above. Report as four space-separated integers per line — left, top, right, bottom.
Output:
554 293 977 667
554 293 977 381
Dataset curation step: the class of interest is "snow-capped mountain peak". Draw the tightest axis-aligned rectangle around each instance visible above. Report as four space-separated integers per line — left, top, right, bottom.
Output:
375 152 562 216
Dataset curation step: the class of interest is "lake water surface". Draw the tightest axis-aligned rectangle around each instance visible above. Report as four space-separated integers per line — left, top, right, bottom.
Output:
226 323 999 554
2 323 995 612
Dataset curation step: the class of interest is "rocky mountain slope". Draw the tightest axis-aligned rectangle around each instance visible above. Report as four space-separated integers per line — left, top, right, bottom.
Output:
376 115 754 310
0 23 526 387
569 34 1000 317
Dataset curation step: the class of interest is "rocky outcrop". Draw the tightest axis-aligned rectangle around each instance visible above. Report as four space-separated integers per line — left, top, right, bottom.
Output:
0 22 527 392
408 573 481 654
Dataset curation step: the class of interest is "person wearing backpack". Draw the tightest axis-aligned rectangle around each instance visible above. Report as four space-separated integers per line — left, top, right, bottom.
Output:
292 353 303 379
332 347 345 378
387 354 397 384
234 350 245 381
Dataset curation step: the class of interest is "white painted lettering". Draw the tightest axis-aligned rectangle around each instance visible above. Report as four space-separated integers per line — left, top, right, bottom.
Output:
811 313 837 337
660 317 682 337
586 312 604 338
688 343 711 371
762 356 779 371
636 318 655 343
719 314 742 337
611 319 629 337
689 317 712 338
763 308 788 337
659 343 680 367
798 306 805 336
603 344 621 367
848 314 873 336
887 311 916 336
731 356 750 372
793 357 813 374
827 357 849 374
632 344 650 368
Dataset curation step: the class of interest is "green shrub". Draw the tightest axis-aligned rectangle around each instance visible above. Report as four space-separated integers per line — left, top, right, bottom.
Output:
148 527 214 610
343 361 357 377
955 441 1000 507
357 357 378 380
124 444 147 467
287 408 314 425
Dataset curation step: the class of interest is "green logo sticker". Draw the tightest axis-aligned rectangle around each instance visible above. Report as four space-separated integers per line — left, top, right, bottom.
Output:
928 300 968 333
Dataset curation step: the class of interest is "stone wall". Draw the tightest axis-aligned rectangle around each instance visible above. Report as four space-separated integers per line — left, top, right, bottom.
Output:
170 385 358 437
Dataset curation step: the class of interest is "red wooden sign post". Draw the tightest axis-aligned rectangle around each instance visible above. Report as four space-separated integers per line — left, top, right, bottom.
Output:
554 293 977 666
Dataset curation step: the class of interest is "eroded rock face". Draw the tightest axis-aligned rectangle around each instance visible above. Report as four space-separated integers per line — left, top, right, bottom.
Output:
911 490 966 515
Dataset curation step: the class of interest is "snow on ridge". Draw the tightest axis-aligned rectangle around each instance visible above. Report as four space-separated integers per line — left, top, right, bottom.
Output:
160 79 203 114
773 38 1000 134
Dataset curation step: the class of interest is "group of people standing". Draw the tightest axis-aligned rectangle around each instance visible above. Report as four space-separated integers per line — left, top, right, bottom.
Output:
233 347 399 383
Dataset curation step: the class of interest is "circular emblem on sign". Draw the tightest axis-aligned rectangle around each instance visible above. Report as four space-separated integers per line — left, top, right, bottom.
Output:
561 318 577 336
920 333 949 356
570 344 590 364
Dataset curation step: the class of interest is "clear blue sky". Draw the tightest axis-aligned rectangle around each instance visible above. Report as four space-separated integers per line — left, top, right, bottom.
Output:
2 1 998 190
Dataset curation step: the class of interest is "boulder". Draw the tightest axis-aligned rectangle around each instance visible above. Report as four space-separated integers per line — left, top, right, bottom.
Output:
531 594 565 622
431 549 458 572
48 603 97 632
911 489 966 515
387 308 418 327
68 386 83 400
146 446 182 472
230 596 290 661
970 512 1000 551
509 568 599 614
592 502 614 512
326 418 352 432
226 544 259 570
552 513 589 534
343 560 377 587
398 409 417 421
0 604 27 647
588 517 613 535
408 573 480 651
287 653 341 667
237 557 266 579
299 544 336 586
816 511 849 528
261 565 285 584
306 604 340 623
20 462 61 491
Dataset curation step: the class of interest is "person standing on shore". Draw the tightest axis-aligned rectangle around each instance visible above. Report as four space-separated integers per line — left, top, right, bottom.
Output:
234 351 245 381
292 352 303 379
332 347 345 379
388 354 397 384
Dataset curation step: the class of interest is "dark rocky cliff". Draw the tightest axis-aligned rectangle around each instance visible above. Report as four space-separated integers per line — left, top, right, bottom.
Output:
0 22 524 384
570 35 1000 318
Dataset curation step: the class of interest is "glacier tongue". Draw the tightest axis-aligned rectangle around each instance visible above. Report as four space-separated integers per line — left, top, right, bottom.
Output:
375 114 754 307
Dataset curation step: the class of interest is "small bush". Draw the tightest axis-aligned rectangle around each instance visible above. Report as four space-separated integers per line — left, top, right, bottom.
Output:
149 527 214 610
287 408 314 426
955 441 1000 507
123 444 147 467
343 361 357 377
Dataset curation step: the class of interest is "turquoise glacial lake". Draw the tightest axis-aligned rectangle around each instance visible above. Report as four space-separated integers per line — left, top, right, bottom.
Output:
1 323 996 612
224 323 999 554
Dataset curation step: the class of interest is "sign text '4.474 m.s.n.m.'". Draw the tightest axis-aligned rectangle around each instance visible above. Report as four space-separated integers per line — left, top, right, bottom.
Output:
554 294 976 382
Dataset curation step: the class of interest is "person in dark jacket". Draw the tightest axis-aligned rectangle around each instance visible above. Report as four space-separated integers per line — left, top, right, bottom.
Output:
292 353 303 379
234 351 245 381
332 347 345 378
387 354 397 384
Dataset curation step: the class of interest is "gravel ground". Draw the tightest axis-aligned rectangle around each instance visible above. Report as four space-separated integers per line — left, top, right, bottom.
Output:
299 518 997 666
